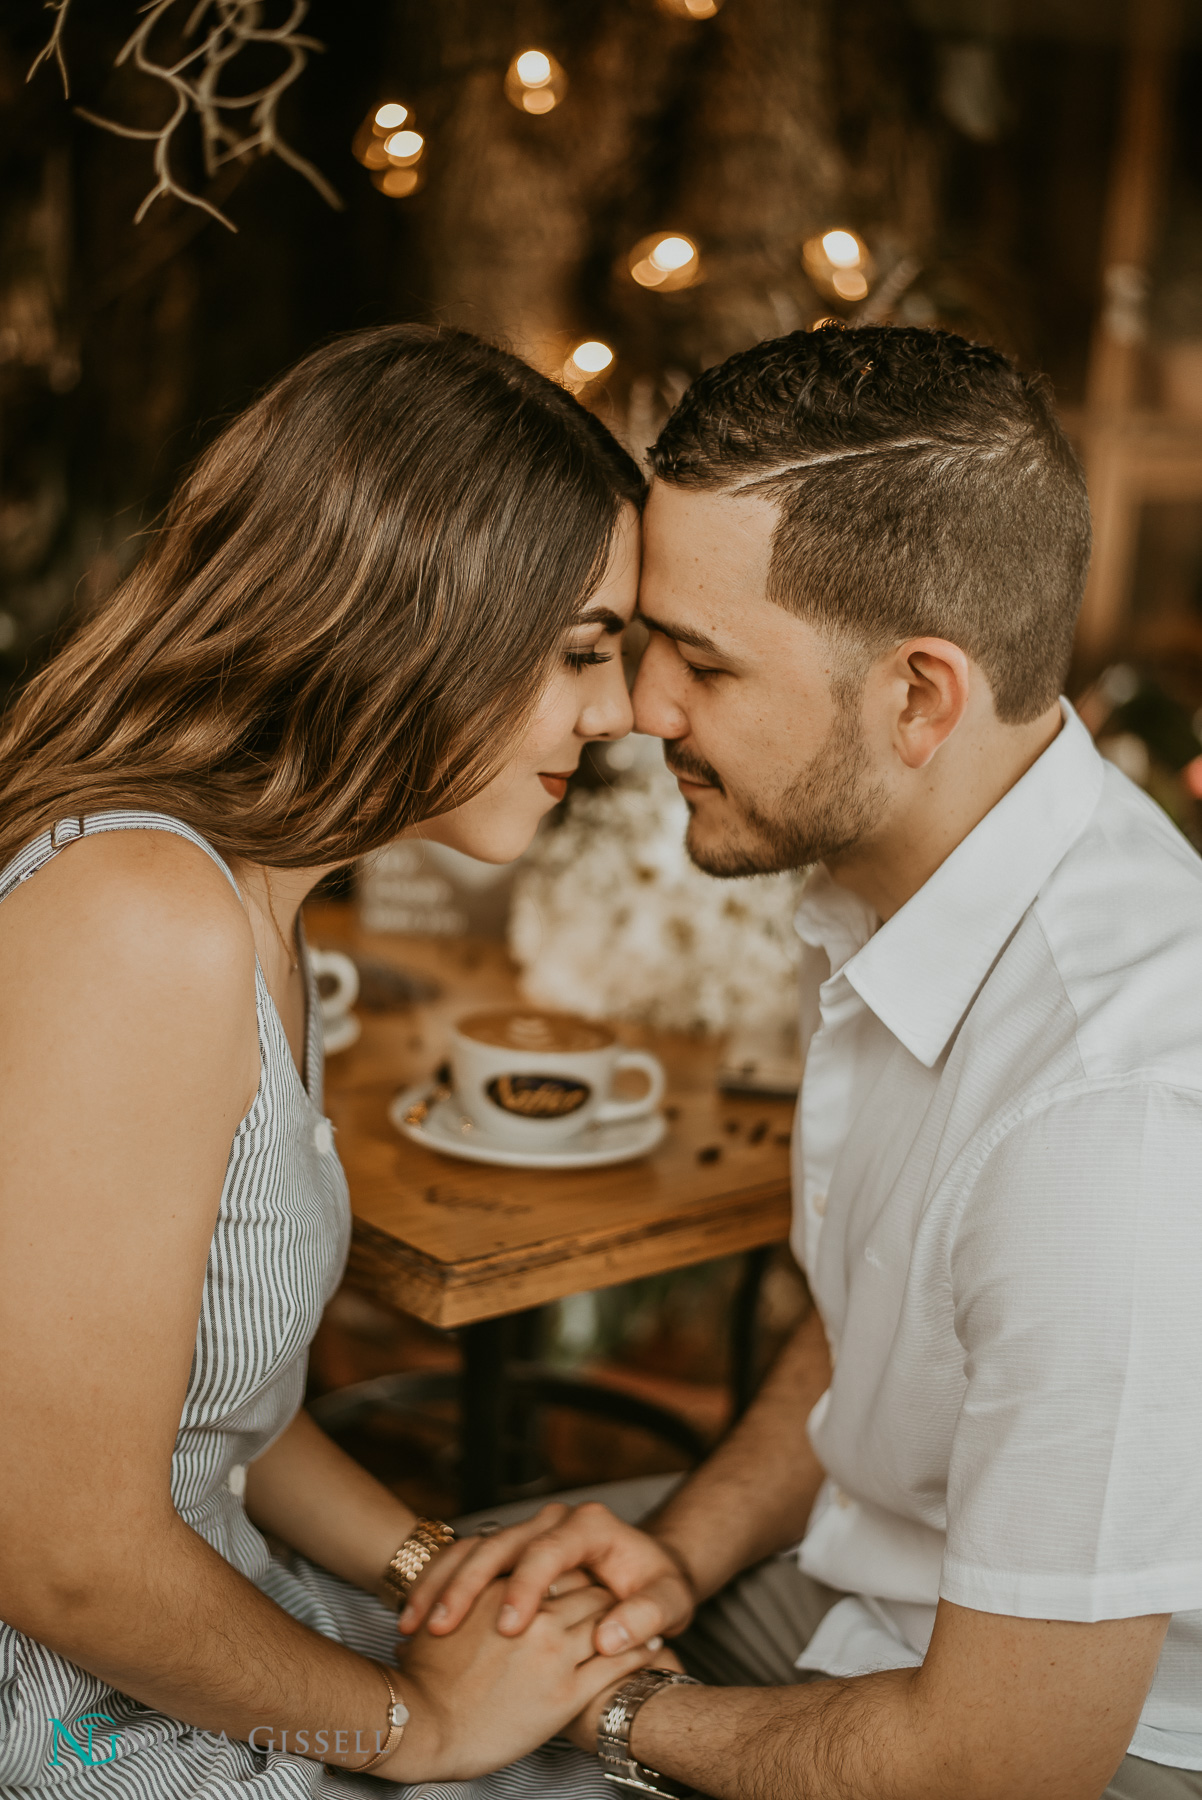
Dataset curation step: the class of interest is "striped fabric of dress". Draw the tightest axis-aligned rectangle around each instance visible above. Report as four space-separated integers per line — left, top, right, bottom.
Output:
0 811 609 1800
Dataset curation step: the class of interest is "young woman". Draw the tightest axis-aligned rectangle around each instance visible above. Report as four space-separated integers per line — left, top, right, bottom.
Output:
0 325 656 1794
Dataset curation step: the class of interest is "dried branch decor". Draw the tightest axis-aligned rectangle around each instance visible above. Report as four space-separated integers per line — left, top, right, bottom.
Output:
28 0 342 231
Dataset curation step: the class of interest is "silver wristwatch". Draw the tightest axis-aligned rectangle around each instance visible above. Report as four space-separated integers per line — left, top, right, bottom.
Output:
596 1667 702 1799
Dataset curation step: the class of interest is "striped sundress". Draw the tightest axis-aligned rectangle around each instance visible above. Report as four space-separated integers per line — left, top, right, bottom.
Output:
0 811 609 1800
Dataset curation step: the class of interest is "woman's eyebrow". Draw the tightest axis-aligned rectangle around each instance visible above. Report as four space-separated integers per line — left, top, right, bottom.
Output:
572 606 627 634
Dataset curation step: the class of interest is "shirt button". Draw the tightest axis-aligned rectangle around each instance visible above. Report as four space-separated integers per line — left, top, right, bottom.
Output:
812 1190 828 1216
314 1119 334 1155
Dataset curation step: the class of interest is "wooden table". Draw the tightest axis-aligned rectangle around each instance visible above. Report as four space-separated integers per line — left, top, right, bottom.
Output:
307 903 793 1505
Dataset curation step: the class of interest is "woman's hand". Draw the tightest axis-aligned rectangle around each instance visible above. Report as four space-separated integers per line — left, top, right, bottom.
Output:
383 1579 660 1781
402 1500 695 1656
399 1503 574 1635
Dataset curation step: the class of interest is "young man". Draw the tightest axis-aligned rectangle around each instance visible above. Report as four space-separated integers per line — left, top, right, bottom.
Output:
406 329 1202 1800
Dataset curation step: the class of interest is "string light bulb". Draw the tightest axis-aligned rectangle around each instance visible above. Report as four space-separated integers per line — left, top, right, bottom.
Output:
353 103 422 188
821 230 861 268
803 228 873 306
569 341 614 374
505 49 567 114
564 340 615 389
374 167 422 198
628 231 701 292
384 129 424 166
516 50 552 86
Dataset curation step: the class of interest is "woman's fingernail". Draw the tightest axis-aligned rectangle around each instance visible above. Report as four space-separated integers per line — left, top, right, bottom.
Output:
398 1607 416 1632
599 1623 630 1653
430 1603 447 1624
647 1636 663 1651
498 1604 520 1631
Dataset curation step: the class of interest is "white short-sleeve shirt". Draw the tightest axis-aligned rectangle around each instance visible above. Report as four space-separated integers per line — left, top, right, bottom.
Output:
789 700 1202 1769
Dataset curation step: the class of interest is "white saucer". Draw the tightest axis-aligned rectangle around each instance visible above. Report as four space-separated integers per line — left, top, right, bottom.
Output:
388 1083 667 1170
322 1012 362 1055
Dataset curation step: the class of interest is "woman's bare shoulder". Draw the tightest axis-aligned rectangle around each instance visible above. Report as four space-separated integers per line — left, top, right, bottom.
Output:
0 826 256 1020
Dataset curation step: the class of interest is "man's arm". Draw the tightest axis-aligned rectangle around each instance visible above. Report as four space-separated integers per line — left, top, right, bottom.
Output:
572 1599 1170 1800
404 1301 832 1648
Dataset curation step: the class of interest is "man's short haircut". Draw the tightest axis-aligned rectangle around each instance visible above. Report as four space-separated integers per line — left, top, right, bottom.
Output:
651 327 1091 723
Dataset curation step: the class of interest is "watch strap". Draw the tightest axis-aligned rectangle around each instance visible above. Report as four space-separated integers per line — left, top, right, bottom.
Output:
379 1517 456 1610
596 1667 701 1799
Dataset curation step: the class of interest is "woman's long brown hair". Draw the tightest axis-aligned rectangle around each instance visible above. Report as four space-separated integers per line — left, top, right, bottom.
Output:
0 325 645 870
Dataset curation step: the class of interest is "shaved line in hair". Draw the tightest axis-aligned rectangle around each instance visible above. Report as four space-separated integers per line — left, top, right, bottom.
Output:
722 438 943 490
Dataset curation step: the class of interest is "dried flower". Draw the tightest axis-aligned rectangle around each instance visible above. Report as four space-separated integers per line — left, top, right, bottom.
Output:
509 758 805 1036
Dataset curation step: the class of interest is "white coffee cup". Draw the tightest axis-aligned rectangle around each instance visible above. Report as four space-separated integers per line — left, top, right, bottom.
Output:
309 948 359 1025
450 1007 665 1149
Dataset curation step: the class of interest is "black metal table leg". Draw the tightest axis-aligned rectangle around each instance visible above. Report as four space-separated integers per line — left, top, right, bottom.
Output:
729 1245 774 1421
459 1315 508 1511
313 1272 770 1513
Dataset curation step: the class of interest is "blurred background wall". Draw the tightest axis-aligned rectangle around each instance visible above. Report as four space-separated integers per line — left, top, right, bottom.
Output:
5 0 1202 733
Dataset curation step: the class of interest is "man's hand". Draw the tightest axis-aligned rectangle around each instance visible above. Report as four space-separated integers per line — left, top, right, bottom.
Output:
563 1645 688 1755
401 1501 695 1654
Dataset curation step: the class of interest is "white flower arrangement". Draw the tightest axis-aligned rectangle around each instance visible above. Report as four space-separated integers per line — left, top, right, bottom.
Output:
509 746 806 1036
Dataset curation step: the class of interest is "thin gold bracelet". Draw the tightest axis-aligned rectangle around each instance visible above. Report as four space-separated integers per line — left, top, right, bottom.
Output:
353 1662 409 1775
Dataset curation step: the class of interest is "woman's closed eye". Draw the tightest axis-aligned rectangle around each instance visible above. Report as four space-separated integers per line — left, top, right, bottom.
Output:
564 647 613 672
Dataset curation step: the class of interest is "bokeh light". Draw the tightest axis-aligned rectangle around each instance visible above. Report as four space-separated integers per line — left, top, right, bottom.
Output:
354 104 420 179
505 49 567 114
822 230 862 269
568 340 615 376
384 129 424 166
374 167 423 199
515 50 552 86
628 231 701 292
803 228 873 306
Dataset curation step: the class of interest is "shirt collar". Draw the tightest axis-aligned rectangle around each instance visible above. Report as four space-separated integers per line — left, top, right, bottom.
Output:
794 700 1106 1067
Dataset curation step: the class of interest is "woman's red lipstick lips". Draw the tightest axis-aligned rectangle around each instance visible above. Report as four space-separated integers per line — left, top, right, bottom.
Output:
538 770 574 799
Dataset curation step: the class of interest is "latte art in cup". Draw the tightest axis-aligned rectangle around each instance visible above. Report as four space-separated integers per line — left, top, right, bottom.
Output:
458 1009 613 1054
449 1006 666 1150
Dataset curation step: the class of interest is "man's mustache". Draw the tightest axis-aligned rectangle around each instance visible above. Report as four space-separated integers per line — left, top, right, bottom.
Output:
664 744 726 796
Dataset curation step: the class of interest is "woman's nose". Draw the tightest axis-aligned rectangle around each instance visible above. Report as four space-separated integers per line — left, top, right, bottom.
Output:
578 660 635 741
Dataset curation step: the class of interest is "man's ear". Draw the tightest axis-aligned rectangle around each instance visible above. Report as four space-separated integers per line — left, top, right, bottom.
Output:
884 638 972 770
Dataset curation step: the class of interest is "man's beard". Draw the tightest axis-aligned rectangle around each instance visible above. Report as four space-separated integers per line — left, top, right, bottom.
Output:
667 699 886 878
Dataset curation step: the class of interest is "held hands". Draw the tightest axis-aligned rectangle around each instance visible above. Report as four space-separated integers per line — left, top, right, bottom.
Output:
400 1501 696 1658
386 1578 659 1781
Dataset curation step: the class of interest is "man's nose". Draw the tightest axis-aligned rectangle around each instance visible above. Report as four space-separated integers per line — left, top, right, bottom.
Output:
632 640 689 742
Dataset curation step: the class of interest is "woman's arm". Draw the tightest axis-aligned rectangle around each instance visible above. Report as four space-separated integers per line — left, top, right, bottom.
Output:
244 1409 419 1596
0 833 652 1780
